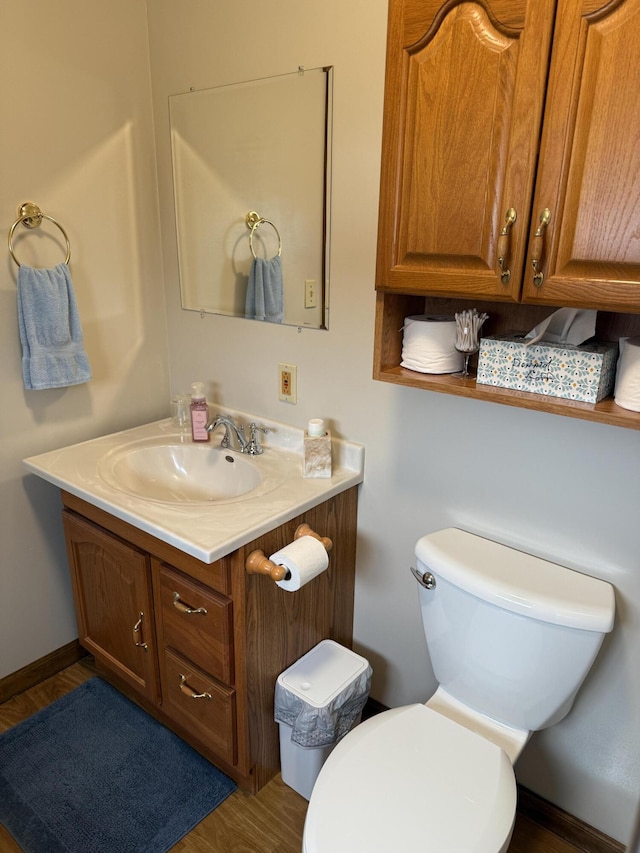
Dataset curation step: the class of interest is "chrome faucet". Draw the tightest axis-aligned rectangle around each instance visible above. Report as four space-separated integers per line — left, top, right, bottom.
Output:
205 414 248 453
205 414 270 455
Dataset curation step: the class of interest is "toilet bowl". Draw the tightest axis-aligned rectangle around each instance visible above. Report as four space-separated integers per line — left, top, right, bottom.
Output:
303 703 516 853
303 528 615 853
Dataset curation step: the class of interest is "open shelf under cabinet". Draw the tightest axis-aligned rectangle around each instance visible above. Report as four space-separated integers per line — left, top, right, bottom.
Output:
373 293 640 431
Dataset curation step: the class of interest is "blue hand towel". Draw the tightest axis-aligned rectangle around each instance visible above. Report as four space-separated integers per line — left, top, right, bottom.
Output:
17 262 92 390
245 255 284 323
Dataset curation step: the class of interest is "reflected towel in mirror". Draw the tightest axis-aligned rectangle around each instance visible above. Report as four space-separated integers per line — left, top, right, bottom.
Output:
245 256 284 323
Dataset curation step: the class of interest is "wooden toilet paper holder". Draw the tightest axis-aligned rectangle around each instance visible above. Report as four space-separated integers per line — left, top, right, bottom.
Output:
245 523 333 582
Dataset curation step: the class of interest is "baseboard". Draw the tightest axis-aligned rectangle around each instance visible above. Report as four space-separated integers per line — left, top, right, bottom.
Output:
0 640 88 704
362 695 388 720
517 787 624 853
362 698 624 853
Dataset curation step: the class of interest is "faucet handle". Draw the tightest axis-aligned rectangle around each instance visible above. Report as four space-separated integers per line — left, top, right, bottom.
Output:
246 423 269 455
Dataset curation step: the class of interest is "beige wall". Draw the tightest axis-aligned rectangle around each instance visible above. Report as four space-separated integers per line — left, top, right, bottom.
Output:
148 0 640 844
0 3 168 676
1 2 638 846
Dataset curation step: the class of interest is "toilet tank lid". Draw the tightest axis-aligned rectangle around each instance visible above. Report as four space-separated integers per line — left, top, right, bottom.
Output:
415 528 615 633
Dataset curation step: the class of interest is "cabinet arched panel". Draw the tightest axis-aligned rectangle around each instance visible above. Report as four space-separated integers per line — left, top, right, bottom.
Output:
523 0 640 309
376 0 555 299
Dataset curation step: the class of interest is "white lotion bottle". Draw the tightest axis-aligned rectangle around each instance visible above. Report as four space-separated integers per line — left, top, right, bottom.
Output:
303 418 332 478
190 382 210 442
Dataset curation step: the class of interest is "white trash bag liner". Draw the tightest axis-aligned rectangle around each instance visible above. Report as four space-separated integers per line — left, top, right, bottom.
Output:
274 641 372 748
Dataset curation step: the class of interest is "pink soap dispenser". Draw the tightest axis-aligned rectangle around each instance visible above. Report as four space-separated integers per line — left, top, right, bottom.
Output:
189 382 210 442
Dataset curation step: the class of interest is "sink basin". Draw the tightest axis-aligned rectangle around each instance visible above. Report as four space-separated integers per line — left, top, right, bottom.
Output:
23 415 365 562
98 438 262 504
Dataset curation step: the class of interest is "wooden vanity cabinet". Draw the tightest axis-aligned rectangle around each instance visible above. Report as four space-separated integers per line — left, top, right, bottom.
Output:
60 486 358 793
374 0 640 429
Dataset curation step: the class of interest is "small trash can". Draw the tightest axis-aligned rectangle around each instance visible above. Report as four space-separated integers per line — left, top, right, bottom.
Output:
274 639 372 800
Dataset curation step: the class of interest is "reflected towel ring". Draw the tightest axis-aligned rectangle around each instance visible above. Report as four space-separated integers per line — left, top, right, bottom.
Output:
8 202 71 268
246 210 282 260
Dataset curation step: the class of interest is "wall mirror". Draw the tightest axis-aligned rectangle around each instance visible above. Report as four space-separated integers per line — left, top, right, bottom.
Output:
169 67 332 329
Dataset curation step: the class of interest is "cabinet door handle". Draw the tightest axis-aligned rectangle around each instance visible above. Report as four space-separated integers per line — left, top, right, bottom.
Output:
497 207 517 284
132 611 148 652
172 591 208 615
531 208 551 287
179 674 212 700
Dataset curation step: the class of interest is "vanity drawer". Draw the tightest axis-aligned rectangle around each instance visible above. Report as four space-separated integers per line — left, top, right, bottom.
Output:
162 648 236 767
157 563 233 683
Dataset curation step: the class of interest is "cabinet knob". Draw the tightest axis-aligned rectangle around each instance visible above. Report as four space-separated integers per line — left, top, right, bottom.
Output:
531 208 551 286
497 208 517 284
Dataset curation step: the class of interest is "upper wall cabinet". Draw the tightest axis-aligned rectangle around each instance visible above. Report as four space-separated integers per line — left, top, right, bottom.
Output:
376 0 640 312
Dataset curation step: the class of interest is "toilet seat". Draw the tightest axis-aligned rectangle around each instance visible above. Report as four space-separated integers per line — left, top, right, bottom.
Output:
303 703 517 853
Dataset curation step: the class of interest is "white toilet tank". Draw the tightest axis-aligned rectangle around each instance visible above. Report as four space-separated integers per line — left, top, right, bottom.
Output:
415 529 615 732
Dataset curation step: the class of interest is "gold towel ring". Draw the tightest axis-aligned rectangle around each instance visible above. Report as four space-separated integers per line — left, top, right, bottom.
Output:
8 202 71 268
246 210 282 260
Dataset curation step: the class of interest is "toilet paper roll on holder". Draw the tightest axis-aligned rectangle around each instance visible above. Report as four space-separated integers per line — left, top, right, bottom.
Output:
245 523 333 582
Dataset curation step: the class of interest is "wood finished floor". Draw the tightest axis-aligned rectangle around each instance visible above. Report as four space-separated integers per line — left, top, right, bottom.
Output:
0 660 585 853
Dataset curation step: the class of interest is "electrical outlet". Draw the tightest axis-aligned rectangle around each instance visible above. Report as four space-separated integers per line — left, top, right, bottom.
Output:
278 362 297 404
305 279 318 309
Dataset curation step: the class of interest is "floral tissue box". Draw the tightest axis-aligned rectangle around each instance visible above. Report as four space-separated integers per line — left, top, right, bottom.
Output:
476 334 618 403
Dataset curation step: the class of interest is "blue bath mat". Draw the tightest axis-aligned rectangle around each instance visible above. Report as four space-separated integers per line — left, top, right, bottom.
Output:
0 677 237 853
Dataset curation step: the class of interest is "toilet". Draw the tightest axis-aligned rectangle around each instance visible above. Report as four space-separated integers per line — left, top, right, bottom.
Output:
303 528 615 853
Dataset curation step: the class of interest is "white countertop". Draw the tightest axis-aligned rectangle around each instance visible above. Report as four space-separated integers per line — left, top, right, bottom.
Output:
23 413 364 564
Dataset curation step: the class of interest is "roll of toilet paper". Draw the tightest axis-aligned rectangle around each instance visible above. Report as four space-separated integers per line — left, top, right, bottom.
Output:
271 535 329 592
614 336 640 412
401 315 464 374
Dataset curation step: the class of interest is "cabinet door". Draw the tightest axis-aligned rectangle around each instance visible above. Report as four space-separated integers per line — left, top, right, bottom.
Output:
523 0 640 311
62 510 159 702
376 0 555 300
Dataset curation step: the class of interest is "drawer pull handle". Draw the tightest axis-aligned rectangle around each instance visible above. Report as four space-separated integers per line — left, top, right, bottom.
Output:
172 592 208 616
179 674 212 700
497 207 516 284
531 207 551 287
132 611 148 652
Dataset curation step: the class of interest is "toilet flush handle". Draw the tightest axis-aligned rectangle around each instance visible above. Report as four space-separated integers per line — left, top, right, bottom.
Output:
410 566 436 589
